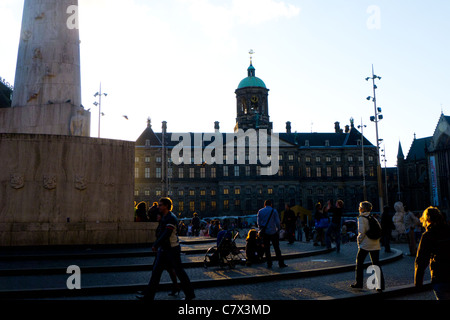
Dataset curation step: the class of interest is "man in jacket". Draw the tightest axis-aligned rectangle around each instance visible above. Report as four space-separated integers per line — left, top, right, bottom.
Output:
257 200 288 269
138 197 195 301
351 201 385 291
415 206 450 300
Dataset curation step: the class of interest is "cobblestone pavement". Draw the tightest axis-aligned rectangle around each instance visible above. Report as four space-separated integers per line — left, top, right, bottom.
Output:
6 238 434 301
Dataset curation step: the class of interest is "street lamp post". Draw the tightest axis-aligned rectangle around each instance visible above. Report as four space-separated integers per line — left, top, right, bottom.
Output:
381 145 389 206
366 65 384 212
358 119 367 200
93 83 108 138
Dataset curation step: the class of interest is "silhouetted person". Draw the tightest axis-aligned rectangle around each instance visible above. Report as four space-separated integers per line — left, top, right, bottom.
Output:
415 206 450 300
192 212 200 237
325 199 344 252
138 197 195 301
135 202 148 222
257 200 287 269
404 205 420 256
380 206 395 253
147 202 159 222
245 229 264 265
313 202 327 246
283 204 296 244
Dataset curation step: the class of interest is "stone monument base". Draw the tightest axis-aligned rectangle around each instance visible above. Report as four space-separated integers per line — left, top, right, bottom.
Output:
0 104 90 137
0 133 152 246
0 222 157 247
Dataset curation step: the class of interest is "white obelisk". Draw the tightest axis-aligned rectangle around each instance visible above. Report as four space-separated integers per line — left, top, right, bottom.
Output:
2 0 90 136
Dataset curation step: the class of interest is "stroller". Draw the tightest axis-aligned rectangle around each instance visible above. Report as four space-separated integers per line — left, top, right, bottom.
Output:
204 230 246 269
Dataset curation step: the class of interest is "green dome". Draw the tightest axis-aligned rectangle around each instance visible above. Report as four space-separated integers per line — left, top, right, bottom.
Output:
237 63 267 89
238 76 267 89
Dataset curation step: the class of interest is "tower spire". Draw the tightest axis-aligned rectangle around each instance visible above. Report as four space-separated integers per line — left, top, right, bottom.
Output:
249 49 255 65
247 49 256 77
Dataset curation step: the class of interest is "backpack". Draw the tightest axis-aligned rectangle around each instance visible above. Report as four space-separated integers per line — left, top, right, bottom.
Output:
362 214 382 240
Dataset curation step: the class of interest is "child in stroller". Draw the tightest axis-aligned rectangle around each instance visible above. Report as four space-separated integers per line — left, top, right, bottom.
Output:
204 229 246 269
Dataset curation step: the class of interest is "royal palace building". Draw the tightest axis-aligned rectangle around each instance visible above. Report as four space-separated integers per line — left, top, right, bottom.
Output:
134 61 380 217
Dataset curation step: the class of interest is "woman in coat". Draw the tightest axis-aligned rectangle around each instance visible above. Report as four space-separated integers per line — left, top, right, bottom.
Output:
415 206 450 300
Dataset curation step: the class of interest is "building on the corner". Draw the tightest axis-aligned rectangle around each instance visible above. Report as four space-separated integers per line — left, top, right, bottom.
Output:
427 114 450 214
396 113 450 217
134 61 380 218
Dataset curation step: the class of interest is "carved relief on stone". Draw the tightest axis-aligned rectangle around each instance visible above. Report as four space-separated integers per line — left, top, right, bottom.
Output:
70 110 85 136
33 47 43 60
74 174 87 191
44 66 55 78
22 30 32 41
27 90 40 103
43 174 57 190
103 179 115 188
10 174 25 189
35 12 45 20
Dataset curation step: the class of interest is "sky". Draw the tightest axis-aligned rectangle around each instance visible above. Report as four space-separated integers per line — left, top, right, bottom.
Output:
1 0 449 167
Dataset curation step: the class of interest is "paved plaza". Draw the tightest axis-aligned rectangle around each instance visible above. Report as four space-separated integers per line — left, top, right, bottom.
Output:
0 235 435 301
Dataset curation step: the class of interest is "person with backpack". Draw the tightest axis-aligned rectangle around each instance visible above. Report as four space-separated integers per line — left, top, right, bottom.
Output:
351 201 385 291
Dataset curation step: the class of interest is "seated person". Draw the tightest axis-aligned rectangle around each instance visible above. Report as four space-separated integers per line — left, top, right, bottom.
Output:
245 229 264 265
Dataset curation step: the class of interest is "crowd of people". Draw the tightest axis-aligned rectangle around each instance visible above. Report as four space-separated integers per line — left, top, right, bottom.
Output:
134 198 450 300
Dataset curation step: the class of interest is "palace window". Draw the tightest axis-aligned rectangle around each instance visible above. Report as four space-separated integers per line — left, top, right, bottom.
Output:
200 167 206 178
306 167 311 178
349 166 354 177
223 200 229 211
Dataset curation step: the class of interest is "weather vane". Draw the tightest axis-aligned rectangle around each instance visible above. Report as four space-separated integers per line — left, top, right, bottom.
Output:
249 49 255 64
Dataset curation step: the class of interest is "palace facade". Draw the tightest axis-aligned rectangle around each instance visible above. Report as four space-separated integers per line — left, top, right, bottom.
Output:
134 62 379 217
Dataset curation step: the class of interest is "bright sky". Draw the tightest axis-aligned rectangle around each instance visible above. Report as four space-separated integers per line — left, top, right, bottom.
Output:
1 0 449 167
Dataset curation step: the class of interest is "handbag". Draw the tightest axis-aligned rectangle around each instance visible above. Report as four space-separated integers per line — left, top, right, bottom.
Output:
258 208 275 237
315 217 329 229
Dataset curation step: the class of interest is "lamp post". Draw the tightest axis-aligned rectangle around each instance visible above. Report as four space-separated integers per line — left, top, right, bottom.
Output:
93 83 108 138
366 65 384 212
358 119 367 200
381 145 389 206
